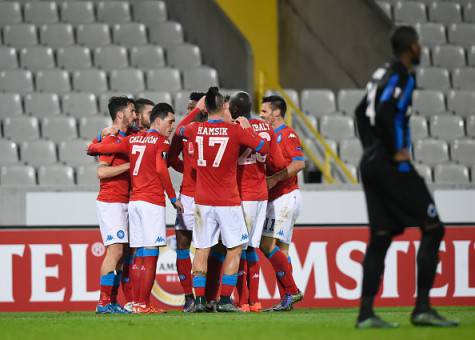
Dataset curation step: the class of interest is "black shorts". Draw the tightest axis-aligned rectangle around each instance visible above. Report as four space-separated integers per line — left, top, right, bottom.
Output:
360 152 441 236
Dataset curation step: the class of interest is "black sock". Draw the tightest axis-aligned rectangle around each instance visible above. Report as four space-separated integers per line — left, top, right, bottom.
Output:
219 296 231 304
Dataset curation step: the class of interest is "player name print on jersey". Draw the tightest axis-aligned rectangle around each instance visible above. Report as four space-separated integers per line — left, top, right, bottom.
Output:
197 126 229 135
129 135 159 144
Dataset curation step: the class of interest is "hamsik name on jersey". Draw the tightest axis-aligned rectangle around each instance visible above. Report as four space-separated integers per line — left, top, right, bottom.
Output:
197 126 229 135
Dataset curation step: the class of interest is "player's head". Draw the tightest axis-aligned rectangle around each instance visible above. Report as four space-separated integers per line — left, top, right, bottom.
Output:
260 95 287 125
134 98 155 129
205 87 225 117
390 26 421 66
108 96 136 127
188 92 205 112
150 103 175 137
229 91 252 120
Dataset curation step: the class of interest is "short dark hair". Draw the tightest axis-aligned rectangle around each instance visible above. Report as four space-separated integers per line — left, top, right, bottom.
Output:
108 96 134 120
150 103 174 124
189 92 205 102
262 95 287 117
205 87 224 114
390 26 419 57
134 98 155 114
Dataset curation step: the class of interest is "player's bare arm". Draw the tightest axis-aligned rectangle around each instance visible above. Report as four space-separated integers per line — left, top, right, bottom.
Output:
266 159 305 190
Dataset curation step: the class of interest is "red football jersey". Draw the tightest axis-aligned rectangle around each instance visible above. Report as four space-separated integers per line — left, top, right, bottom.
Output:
179 119 269 206
88 130 177 206
267 124 305 201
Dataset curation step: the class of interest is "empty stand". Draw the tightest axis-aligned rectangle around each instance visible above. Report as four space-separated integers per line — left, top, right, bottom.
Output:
24 2 59 25
76 164 98 186
39 23 75 47
301 89 337 116
72 69 108 92
36 69 71 93
410 115 429 140
0 46 18 69
93 46 129 70
60 1 95 24
183 67 219 90
110 69 145 91
24 92 61 118
3 24 38 47
57 46 93 70
112 23 147 46
0 140 19 166
38 164 75 187
434 163 469 184
20 140 57 167
76 23 111 47
19 46 55 70
149 21 184 45
62 92 99 118
146 68 181 92
0 93 23 118
2 116 40 142
41 116 78 142
79 116 112 139
451 139 475 166
430 115 465 141
319 115 355 141
413 139 449 166
59 139 95 167
0 165 36 187
130 45 165 69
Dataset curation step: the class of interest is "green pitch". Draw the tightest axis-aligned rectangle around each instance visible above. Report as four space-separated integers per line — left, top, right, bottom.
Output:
1 307 474 340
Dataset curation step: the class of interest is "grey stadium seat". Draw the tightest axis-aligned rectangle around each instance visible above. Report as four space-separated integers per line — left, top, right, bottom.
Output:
376 1 391 19
338 138 362 166
149 21 184 46
112 23 147 46
0 2 22 27
414 163 432 183
467 46 475 66
337 89 365 115
429 2 462 24
79 116 112 139
167 44 202 69
447 90 475 117
432 45 466 70
301 89 336 116
76 164 98 186
416 67 451 90
434 163 469 184
41 116 78 142
38 164 75 187
146 68 181 92
451 139 475 166
173 91 191 115
36 69 71 93
93 46 129 70
410 115 429 140
420 46 431 67
0 70 34 94
97 1 131 24
264 89 300 107
57 46 92 70
413 139 449 165
110 69 145 92
0 46 18 70
467 115 475 137
76 23 111 47
24 2 59 25
39 23 74 47
19 46 55 71
448 23 475 48
59 139 95 166
183 67 219 91
0 165 36 187
0 93 23 118
20 140 57 166
136 91 171 105
130 45 165 69
320 115 355 141
72 69 108 92
394 2 427 23
60 1 95 24
412 90 446 116
415 23 446 47
0 140 19 166
24 92 61 118
62 92 98 118
430 115 465 141
133 1 167 23
2 24 38 47
99 92 133 114
465 3 475 23
452 68 475 90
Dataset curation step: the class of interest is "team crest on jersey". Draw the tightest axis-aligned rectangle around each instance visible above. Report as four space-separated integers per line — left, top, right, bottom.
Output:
117 230 125 239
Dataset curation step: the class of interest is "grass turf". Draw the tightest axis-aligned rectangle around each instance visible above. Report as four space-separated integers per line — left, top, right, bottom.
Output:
0 306 473 340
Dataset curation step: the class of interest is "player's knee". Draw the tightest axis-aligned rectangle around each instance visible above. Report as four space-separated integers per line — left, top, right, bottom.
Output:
259 236 275 254
368 230 392 252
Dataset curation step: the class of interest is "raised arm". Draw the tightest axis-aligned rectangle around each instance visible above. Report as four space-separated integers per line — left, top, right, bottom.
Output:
87 137 129 156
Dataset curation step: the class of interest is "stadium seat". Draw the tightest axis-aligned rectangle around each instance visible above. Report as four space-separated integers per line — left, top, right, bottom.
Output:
0 93 23 118
2 116 40 142
338 138 362 166
0 140 19 166
110 69 145 92
20 140 57 167
337 89 365 115
97 1 131 24
62 92 98 118
467 47 475 66
0 46 18 70
320 115 355 141
112 23 147 46
410 115 429 140
0 70 34 94
60 1 95 24
167 44 202 69
41 116 78 142
0 165 36 187
467 115 475 137
56 46 92 70
183 67 219 91
136 91 172 104
36 70 71 93
451 139 475 166
416 67 451 90
130 45 165 69
133 1 167 23
2 24 38 47
264 89 300 107
149 21 184 46
413 139 449 166
24 2 59 25
0 2 22 27
98 92 133 114
173 91 191 115
76 164 98 186
93 46 129 70
452 67 475 90
19 46 55 71
72 69 108 92
301 89 337 116
39 23 75 47
38 164 75 187
465 3 475 23
414 163 432 183
24 93 61 118
432 45 466 70
394 2 427 23
146 68 181 92
415 23 446 47
420 46 431 67
412 90 446 116
79 116 112 139
447 90 475 117
376 1 391 19
76 23 111 47
429 2 462 24
59 139 95 166
434 163 469 184
448 23 475 48
430 115 465 141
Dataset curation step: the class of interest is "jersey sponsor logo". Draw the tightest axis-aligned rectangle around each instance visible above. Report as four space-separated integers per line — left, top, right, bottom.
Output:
116 230 125 239
197 126 228 136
